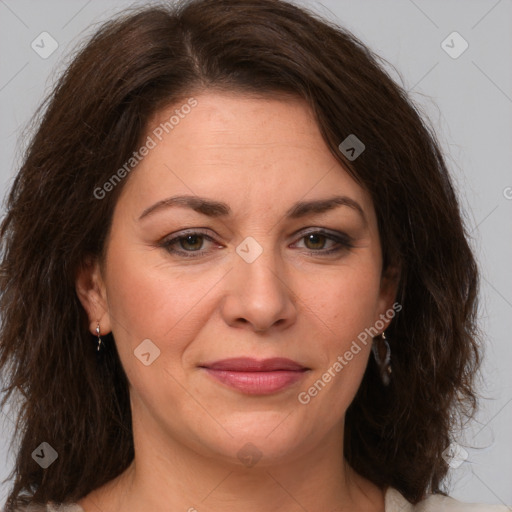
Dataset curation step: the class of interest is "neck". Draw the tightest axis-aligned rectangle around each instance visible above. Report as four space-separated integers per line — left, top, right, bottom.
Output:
79 402 385 512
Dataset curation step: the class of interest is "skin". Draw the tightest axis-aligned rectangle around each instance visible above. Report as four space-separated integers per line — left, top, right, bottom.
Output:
76 91 398 512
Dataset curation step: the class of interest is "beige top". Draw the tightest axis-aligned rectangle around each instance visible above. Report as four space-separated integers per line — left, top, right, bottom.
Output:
16 487 511 511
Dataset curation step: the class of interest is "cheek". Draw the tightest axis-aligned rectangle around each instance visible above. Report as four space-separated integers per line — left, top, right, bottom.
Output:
103 251 203 418
102 244 202 384
295 260 380 412
301 261 382 343
104 239 220 341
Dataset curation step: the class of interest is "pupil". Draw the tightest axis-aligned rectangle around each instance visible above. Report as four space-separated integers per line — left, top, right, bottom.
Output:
306 234 325 249
182 235 202 251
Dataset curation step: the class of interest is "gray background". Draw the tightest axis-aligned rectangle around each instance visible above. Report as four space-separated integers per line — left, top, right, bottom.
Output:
0 0 511 507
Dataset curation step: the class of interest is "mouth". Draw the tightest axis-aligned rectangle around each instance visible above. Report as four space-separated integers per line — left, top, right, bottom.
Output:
198 357 310 395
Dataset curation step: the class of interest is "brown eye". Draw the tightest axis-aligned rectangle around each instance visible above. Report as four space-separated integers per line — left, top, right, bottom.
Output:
161 230 218 258
178 234 205 251
303 233 328 250
293 229 354 256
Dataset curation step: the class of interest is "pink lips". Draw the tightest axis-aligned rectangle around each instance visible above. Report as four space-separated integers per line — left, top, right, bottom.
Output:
199 357 309 395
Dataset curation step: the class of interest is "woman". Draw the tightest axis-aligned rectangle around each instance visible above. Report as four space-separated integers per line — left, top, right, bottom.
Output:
0 0 508 511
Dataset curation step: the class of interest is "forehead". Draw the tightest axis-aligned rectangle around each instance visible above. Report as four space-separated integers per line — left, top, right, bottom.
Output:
117 91 375 222
149 92 326 156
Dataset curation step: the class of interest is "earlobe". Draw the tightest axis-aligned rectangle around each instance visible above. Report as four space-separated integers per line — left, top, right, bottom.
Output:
377 263 401 329
75 256 111 335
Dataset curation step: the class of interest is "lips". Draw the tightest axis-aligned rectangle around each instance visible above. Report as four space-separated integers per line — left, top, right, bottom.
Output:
201 357 307 372
199 357 309 395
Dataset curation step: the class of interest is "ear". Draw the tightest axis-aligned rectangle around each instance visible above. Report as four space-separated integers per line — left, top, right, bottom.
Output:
75 255 111 335
375 263 401 332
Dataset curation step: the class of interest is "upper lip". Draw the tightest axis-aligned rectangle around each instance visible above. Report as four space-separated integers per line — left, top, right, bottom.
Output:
199 357 308 372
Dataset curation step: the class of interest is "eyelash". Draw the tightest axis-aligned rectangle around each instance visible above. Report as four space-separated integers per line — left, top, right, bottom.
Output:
159 229 354 259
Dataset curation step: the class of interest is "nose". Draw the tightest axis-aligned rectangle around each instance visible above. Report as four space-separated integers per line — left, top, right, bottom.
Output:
220 243 298 333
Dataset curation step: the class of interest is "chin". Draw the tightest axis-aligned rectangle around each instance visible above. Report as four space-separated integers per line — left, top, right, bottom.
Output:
193 412 314 467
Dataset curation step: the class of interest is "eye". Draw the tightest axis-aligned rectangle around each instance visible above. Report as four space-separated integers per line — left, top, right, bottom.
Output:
160 230 218 258
175 234 205 251
159 228 354 259
292 229 354 255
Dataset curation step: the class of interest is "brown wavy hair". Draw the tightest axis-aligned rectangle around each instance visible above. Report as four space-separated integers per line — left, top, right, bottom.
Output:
0 0 481 508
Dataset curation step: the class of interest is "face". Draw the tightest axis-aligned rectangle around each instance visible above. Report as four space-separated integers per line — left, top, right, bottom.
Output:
78 91 397 468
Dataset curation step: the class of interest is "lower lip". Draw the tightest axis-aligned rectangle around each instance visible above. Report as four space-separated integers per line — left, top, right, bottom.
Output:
202 369 307 395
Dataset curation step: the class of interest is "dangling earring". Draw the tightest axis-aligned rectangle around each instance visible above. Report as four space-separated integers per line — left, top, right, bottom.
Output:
372 332 392 386
96 322 102 352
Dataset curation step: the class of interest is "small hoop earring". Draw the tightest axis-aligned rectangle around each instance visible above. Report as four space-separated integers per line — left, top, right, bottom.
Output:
371 332 392 386
96 323 102 352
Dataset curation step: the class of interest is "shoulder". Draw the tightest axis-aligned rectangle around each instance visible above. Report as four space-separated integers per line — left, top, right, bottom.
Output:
12 503 84 512
385 487 511 512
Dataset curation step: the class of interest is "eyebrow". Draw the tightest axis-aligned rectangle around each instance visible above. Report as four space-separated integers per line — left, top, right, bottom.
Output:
138 194 366 224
